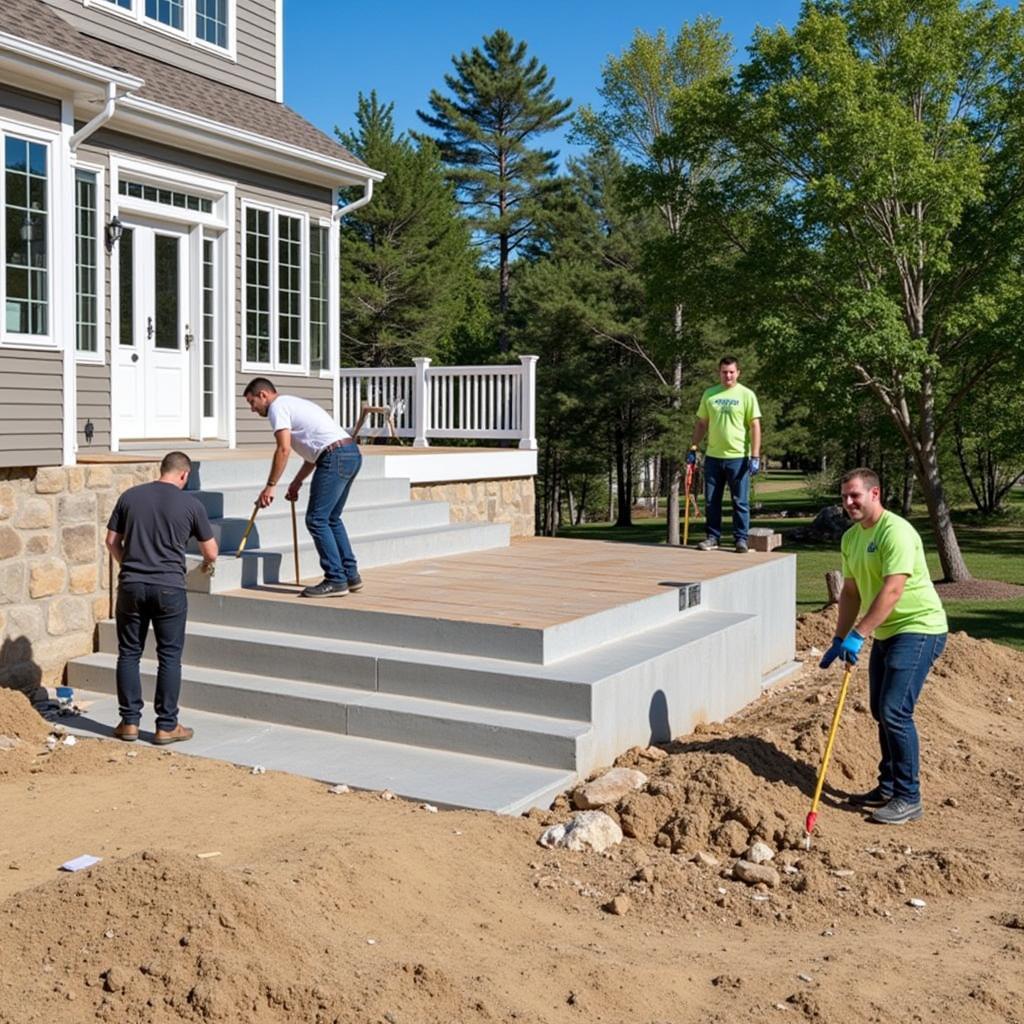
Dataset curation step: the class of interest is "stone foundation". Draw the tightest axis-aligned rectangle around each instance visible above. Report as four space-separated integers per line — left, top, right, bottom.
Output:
411 477 535 537
0 462 158 695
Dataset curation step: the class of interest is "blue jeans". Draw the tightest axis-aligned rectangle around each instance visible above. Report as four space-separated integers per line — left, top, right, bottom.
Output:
306 444 362 583
704 456 751 543
115 582 188 732
868 632 947 802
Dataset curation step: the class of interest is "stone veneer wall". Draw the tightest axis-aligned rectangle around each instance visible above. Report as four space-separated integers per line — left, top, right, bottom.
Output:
0 462 159 695
411 477 535 538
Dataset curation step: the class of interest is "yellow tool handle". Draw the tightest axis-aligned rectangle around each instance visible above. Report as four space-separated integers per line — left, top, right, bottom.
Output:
806 664 854 831
235 503 259 557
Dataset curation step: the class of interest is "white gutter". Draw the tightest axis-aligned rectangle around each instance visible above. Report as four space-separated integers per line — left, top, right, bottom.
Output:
70 81 132 152
332 178 374 222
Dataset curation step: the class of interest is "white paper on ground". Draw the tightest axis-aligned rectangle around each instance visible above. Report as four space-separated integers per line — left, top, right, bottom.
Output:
60 854 101 872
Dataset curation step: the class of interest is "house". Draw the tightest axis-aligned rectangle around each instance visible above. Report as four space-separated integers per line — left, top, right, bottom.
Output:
1 0 382 466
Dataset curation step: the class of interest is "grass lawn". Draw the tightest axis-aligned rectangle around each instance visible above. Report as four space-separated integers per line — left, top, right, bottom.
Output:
559 472 1024 650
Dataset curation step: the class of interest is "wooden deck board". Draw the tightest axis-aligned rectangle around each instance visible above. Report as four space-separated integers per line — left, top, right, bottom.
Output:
228 537 787 630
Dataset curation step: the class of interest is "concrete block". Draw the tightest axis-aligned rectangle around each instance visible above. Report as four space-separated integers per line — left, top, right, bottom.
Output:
748 533 782 552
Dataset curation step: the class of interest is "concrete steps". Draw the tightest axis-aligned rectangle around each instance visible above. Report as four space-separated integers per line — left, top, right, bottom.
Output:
61 695 575 814
175 454 511 594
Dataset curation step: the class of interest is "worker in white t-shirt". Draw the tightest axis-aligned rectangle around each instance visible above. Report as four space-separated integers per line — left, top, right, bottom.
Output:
244 377 363 598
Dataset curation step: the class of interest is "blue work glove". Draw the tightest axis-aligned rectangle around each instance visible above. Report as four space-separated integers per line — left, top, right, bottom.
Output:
750 457 761 476
819 635 843 670
838 629 865 665
685 446 698 466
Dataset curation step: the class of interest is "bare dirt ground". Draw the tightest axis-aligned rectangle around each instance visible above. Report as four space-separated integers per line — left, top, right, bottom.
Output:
1 612 1022 1024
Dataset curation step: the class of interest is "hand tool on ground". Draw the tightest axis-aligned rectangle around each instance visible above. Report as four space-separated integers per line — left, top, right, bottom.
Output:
235 502 260 557
290 496 301 585
683 461 695 547
804 663 855 849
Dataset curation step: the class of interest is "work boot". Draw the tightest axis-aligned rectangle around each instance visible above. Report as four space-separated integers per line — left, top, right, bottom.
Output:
113 721 139 743
153 724 194 746
846 785 892 808
870 796 923 825
735 540 749 554
299 579 350 599
346 575 364 592
696 538 719 551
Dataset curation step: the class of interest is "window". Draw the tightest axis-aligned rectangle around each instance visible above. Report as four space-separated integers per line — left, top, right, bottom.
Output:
119 178 213 214
4 136 49 337
196 0 227 48
309 223 329 372
202 238 216 417
145 0 183 30
91 0 232 53
244 205 308 370
75 170 100 354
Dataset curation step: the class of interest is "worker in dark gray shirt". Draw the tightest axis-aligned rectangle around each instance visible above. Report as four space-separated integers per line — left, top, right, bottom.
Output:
105 451 217 745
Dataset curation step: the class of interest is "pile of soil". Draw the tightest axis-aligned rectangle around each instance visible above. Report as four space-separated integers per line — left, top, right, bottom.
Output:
0 688 50 744
1 617 1022 1023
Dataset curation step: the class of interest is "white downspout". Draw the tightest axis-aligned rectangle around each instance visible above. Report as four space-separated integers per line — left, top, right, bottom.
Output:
70 81 127 152
332 178 374 223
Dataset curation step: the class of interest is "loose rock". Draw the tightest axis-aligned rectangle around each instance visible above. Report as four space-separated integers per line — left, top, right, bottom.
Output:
732 860 781 889
603 895 631 916
746 841 775 865
692 850 719 868
572 767 648 810
538 811 623 853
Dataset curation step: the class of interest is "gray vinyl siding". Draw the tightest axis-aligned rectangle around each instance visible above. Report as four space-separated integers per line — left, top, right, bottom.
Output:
0 85 61 127
0 352 63 468
235 181 333 447
42 0 279 101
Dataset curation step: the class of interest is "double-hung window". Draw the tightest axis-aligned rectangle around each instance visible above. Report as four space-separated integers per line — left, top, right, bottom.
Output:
95 0 232 54
244 204 308 371
3 134 50 343
309 223 330 372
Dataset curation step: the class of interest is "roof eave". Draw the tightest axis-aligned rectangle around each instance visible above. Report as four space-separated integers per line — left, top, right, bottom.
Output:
0 31 144 98
117 96 383 189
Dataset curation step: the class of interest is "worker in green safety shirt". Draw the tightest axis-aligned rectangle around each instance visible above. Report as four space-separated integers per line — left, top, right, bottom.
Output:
820 467 948 825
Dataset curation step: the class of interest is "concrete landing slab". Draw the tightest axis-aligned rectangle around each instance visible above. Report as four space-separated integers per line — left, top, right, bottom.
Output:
61 692 576 815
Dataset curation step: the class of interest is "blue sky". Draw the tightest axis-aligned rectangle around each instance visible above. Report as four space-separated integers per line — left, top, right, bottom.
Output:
284 1 803 161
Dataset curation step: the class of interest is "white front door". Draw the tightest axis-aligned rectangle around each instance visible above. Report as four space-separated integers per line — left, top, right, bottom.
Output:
115 220 192 439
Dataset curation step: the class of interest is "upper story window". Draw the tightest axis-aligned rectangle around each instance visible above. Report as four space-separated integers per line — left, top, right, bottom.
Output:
93 0 233 55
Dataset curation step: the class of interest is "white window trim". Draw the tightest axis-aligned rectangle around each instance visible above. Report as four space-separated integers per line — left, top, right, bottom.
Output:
0 118 59 351
241 199 310 376
72 160 106 365
313 216 333 379
81 0 237 62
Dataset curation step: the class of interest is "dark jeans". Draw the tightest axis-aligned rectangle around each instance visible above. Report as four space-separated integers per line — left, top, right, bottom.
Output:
704 455 751 543
868 631 947 802
306 444 362 583
115 582 188 732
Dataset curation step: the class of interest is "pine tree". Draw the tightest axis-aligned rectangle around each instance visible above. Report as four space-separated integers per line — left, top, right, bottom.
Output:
337 92 479 367
417 29 572 351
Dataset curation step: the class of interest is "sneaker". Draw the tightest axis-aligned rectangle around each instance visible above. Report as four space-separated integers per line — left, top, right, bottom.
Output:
870 797 923 825
735 540 749 554
346 575 364 593
846 785 892 809
113 721 139 743
300 579 350 599
152 724 194 746
696 538 719 551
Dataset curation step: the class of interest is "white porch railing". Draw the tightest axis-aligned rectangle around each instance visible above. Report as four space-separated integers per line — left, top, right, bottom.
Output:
339 355 538 449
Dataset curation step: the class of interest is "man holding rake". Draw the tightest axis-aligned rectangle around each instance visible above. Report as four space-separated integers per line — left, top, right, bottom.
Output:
820 467 948 825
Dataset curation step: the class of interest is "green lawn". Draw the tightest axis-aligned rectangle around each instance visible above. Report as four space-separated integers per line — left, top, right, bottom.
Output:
559 473 1024 650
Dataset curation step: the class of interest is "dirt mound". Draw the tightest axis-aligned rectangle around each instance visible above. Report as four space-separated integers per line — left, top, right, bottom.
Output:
0 848 488 1024
0 687 50 743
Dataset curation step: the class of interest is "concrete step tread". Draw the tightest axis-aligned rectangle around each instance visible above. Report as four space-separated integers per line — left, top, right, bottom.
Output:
73 652 591 738
208 499 445 524
63 691 574 814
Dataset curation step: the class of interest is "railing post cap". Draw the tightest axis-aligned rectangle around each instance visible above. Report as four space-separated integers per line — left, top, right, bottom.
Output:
519 354 539 364
413 356 432 367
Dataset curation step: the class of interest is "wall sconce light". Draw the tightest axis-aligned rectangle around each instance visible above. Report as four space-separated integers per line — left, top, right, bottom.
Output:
105 216 124 253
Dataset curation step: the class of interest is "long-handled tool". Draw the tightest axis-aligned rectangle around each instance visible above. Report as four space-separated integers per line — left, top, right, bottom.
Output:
290 497 301 586
683 462 695 546
804 663 855 848
235 503 260 557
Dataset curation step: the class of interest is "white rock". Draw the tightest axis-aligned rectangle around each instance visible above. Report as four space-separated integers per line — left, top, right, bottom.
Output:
908 898 927 909
250 765 266 775
692 850 720 867
572 768 648 810
0 736 17 750
746 841 775 864
798 973 814 983
538 811 623 853
380 789 395 801
421 803 438 813
45 736 58 751
62 735 77 746
732 859 781 889
327 784 350 795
